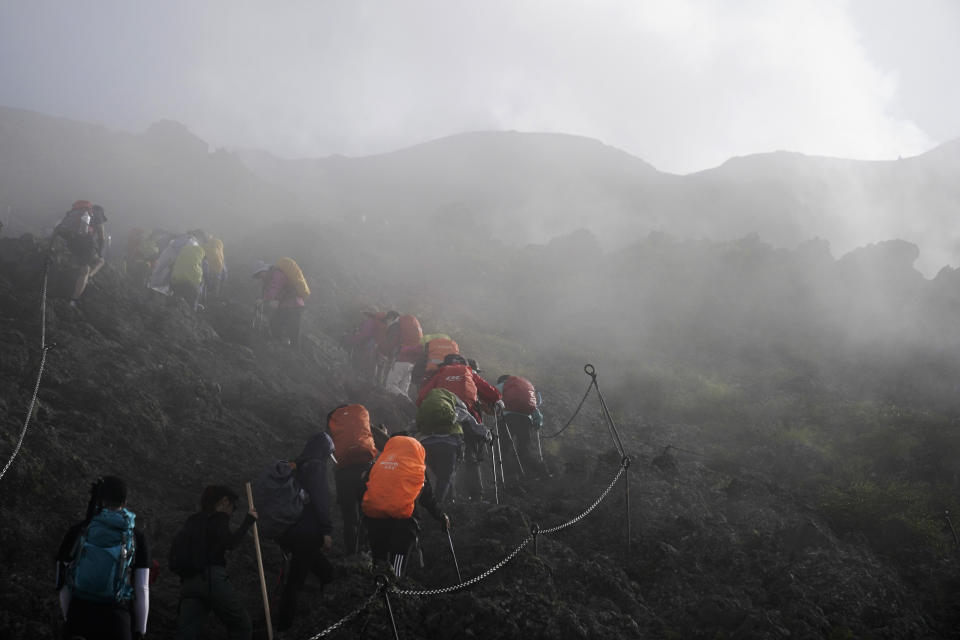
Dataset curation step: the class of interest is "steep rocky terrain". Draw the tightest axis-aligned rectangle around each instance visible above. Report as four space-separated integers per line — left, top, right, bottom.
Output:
3 235 960 639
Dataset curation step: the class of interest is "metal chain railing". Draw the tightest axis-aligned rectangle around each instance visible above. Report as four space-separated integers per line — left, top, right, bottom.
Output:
539 457 628 535
1 266 53 481
306 588 381 639
541 375 595 439
392 535 535 597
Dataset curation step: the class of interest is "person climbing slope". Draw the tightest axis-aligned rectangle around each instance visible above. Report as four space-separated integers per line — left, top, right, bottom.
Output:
253 258 310 349
55 475 151 640
170 485 257 640
360 434 450 579
497 374 550 479
326 404 379 554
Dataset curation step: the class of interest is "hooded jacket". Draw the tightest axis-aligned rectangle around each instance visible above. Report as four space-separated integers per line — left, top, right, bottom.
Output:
280 433 334 543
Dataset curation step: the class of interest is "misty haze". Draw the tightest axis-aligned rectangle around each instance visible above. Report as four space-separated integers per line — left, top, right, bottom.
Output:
2 2 960 639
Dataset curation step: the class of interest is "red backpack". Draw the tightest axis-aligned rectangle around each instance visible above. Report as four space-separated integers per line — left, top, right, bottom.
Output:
502 376 537 413
433 364 478 406
327 405 378 467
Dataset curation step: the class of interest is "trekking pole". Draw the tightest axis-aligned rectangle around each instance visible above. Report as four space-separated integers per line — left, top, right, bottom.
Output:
497 405 525 479
536 428 544 464
494 410 507 488
490 439 500 504
444 522 462 582
245 482 274 640
946 510 960 549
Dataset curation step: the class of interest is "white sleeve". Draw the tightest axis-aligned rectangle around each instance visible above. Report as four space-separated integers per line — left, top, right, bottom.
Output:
132 568 150 634
58 586 71 620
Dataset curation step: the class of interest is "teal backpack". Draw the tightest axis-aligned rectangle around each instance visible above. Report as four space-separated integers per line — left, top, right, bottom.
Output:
67 508 137 603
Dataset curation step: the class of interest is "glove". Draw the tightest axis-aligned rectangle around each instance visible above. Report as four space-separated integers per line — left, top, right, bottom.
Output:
484 428 493 444
494 400 505 413
440 514 450 532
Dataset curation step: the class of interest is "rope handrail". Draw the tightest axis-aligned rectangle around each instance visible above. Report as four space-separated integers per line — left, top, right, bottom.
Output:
1 266 51 482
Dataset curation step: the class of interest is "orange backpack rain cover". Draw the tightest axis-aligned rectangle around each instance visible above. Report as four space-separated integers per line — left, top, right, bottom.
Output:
328 404 378 467
425 338 460 374
361 436 426 519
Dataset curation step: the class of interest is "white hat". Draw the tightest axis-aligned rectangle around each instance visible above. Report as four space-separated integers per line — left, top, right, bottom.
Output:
252 260 271 278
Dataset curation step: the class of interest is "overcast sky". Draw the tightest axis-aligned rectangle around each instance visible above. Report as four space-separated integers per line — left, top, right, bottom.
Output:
0 0 957 174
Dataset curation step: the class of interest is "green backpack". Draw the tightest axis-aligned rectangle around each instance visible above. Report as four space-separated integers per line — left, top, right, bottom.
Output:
416 388 463 435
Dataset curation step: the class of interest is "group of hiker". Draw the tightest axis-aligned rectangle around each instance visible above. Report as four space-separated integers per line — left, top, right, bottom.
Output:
47 199 552 638
48 200 230 312
56 369 547 639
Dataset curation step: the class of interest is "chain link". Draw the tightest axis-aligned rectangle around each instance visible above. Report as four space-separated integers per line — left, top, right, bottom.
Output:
1 272 50 482
393 535 534 597
393 458 627 598
306 589 380 639
539 463 626 534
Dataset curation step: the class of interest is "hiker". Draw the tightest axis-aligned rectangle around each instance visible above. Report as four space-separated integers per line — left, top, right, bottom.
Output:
384 314 423 397
373 310 400 385
170 485 257 640
415 388 464 503
459 359 497 501
326 404 379 554
51 200 108 307
252 258 309 349
417 354 502 423
149 231 202 294
274 432 335 631
497 374 550 478
202 236 227 302
55 475 150 640
344 310 397 382
169 241 206 310
361 434 450 578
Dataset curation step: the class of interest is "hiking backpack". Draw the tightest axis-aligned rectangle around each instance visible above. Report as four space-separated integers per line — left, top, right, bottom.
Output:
328 404 378 467
252 461 308 540
274 257 310 299
424 338 460 375
397 315 422 348
416 388 462 435
66 508 137 603
502 376 538 414
433 364 478 407
168 512 211 579
361 436 426 519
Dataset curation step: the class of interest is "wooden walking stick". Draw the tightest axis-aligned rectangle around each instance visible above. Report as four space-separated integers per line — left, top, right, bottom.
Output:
245 482 274 640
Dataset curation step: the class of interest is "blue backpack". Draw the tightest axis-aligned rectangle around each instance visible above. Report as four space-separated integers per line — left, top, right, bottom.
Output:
67 508 137 603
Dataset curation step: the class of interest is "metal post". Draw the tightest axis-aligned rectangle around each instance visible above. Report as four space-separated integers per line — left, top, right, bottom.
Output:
624 457 632 558
377 576 401 640
586 364 625 457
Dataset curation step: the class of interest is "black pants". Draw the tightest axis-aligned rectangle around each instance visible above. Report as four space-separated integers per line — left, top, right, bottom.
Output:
276 537 333 631
423 441 459 503
458 438 486 500
335 464 366 554
271 306 303 347
502 414 547 478
365 517 419 576
64 596 132 640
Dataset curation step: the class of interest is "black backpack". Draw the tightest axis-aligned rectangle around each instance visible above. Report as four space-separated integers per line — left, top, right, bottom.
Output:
168 513 211 579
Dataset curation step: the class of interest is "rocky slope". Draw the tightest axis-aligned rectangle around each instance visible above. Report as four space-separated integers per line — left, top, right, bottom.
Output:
2 236 959 639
